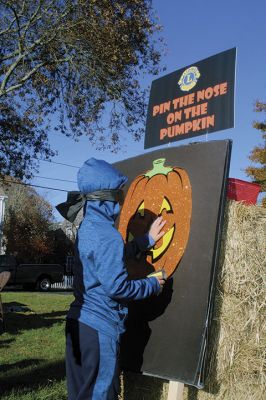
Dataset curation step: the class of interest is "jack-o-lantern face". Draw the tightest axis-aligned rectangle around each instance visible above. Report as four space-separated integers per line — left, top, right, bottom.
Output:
118 158 192 279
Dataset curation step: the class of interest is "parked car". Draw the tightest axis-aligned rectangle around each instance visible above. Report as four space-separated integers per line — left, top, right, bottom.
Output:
0 255 64 291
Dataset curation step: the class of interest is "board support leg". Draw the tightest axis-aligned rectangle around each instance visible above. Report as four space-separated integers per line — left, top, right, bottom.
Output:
167 381 184 400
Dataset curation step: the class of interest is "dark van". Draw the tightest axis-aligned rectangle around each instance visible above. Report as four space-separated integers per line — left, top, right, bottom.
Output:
0 255 64 291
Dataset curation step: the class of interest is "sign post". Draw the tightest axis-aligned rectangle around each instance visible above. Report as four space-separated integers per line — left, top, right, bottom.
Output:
167 381 184 400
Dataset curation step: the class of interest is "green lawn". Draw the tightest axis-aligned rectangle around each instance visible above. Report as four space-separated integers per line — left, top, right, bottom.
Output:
0 292 72 399
0 292 168 400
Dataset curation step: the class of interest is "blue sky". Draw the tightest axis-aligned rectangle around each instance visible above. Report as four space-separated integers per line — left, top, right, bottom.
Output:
32 0 266 220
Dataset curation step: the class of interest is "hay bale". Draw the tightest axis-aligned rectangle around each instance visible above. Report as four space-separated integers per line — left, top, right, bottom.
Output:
187 200 265 400
120 201 266 399
182 200 265 400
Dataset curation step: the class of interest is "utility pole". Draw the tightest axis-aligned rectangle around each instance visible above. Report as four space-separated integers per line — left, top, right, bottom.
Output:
0 195 8 254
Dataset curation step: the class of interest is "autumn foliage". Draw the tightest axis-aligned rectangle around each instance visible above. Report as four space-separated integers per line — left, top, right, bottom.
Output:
245 101 266 207
2 180 53 262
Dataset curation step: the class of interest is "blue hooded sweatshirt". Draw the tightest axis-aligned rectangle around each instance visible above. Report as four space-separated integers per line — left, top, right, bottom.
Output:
67 158 160 340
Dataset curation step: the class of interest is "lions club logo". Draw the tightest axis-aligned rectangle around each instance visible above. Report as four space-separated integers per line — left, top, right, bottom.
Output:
178 66 200 91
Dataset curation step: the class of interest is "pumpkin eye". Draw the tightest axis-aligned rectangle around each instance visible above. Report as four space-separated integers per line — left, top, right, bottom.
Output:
159 197 172 214
127 232 134 242
137 201 145 217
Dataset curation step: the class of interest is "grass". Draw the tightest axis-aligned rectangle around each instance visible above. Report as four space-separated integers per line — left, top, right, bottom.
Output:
0 292 168 400
0 291 73 400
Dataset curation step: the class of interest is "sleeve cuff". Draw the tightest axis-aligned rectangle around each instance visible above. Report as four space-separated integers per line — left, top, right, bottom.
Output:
148 276 161 294
147 233 155 248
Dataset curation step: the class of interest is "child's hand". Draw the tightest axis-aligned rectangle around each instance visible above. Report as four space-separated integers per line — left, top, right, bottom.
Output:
149 216 166 243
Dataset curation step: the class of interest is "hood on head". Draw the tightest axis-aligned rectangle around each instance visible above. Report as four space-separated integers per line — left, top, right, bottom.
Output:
78 157 127 193
77 158 127 223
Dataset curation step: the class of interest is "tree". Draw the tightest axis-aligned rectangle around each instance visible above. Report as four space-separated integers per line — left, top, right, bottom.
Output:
0 102 56 179
245 101 266 207
3 179 74 263
0 0 163 179
47 226 74 265
3 180 54 262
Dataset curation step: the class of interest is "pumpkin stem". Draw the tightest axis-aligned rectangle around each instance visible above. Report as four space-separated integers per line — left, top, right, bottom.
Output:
145 158 172 178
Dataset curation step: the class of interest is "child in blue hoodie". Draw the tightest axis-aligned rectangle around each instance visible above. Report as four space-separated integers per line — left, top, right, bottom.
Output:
62 158 165 400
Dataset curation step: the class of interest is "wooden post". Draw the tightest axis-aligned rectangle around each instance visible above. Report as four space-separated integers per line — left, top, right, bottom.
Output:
167 381 184 400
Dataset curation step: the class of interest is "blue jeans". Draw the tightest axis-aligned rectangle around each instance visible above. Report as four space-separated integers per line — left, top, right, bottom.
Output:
65 319 120 400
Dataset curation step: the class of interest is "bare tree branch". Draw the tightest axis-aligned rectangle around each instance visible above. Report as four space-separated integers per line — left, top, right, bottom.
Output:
0 16 17 36
0 54 24 94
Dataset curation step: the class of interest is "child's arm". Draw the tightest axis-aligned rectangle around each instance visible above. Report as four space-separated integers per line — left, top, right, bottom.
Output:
94 232 164 301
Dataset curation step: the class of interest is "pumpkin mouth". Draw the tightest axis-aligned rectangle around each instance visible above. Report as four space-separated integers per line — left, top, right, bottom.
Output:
128 224 175 263
149 224 175 263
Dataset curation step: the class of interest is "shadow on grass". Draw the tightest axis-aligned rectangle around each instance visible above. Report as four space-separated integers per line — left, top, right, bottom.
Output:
0 359 65 396
0 338 15 347
0 359 42 373
41 311 68 318
4 302 67 335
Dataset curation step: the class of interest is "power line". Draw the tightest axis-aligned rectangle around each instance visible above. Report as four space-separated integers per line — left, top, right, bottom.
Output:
1 178 72 193
37 158 80 169
33 175 77 183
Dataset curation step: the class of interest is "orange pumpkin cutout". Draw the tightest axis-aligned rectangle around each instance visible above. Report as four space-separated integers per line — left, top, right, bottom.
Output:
118 158 192 279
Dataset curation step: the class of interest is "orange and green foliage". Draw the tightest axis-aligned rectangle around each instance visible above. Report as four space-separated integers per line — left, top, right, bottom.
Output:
245 101 266 207
3 180 54 262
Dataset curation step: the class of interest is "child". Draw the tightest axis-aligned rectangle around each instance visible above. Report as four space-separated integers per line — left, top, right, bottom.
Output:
59 158 165 400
